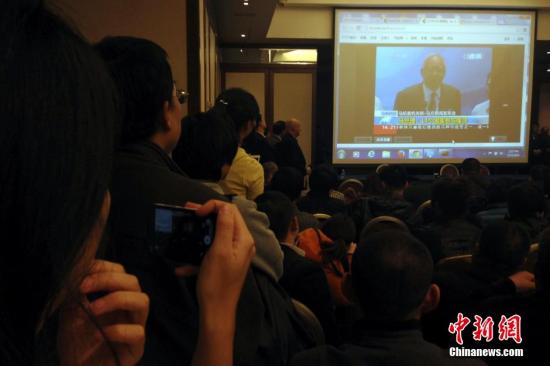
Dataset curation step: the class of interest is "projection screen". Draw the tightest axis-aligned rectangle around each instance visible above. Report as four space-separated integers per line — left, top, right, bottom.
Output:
333 9 536 164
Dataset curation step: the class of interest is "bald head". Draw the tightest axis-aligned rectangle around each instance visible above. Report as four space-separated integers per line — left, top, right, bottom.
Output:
421 54 446 91
286 118 302 138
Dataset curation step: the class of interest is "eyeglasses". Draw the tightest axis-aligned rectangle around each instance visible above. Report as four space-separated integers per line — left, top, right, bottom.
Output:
176 89 189 104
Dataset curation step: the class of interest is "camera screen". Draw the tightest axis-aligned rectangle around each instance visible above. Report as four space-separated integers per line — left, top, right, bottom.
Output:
152 205 216 264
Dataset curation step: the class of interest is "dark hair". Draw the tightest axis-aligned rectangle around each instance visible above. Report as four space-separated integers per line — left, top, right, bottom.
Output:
363 172 385 196
95 36 173 145
1 0 116 361
172 104 238 181
378 165 408 190
476 221 531 273
321 214 356 272
216 88 260 135
461 157 481 175
431 178 469 220
309 164 338 195
255 191 297 242
486 178 513 204
322 214 356 246
536 228 550 293
272 120 286 136
507 182 545 220
270 167 304 201
353 230 433 322
530 164 550 197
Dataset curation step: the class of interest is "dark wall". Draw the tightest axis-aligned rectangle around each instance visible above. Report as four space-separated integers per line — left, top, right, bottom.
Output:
313 43 334 165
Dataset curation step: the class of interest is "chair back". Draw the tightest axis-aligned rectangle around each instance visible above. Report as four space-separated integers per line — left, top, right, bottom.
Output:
313 213 332 223
363 215 409 236
439 164 460 178
436 254 473 272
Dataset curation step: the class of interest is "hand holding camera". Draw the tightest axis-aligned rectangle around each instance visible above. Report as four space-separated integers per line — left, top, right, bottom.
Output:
174 200 255 366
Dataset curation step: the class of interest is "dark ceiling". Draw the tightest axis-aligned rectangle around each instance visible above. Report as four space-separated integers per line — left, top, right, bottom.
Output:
208 0 279 45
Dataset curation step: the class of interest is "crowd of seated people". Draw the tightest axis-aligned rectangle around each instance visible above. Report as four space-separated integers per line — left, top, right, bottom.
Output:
3 1 550 365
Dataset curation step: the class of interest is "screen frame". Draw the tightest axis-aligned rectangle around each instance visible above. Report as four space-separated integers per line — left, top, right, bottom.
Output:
331 7 538 168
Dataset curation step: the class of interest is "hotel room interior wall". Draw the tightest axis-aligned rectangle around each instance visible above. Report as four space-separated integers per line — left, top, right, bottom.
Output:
224 72 267 124
282 0 550 8
273 73 314 165
268 7 550 40
55 0 188 114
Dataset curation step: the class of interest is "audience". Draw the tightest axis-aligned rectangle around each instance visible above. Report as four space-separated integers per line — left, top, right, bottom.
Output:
172 105 284 281
97 37 309 365
476 178 513 227
425 221 535 350
297 219 353 306
297 164 348 216
320 214 358 252
0 3 149 364
256 191 340 345
242 115 276 164
217 88 265 200
291 230 486 366
271 166 319 230
370 165 415 220
414 178 482 263
507 182 547 242
477 228 550 365
267 120 286 148
350 165 413 240
461 158 489 213
529 164 550 197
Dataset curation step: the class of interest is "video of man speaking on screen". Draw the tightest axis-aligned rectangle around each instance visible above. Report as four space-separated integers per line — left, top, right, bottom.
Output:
337 44 524 144
333 10 534 164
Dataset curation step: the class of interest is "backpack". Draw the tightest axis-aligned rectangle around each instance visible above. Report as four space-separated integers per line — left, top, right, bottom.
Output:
296 228 351 305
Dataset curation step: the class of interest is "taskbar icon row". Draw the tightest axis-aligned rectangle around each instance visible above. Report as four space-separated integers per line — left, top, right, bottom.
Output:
335 148 523 160
336 148 449 160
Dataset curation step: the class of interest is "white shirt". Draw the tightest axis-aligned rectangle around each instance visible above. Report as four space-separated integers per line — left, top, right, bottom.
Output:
423 84 441 111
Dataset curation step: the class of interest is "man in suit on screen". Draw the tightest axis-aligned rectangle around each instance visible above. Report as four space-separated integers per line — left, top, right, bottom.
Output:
393 54 461 115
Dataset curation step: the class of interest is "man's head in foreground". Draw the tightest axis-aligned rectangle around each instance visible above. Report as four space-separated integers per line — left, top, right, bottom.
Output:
351 230 439 323
95 36 183 153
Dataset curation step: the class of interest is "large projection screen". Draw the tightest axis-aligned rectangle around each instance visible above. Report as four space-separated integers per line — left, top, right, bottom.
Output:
333 9 536 165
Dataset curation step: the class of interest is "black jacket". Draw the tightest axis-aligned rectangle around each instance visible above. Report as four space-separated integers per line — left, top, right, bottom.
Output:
279 245 340 345
291 320 486 366
276 133 306 176
297 192 348 216
242 131 276 164
108 141 312 365
108 142 225 365
393 83 462 114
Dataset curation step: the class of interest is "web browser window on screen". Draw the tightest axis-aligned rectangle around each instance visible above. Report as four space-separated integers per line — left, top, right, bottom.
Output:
333 9 536 165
